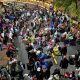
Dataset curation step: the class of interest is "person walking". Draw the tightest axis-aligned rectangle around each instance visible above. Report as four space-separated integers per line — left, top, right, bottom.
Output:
60 56 69 75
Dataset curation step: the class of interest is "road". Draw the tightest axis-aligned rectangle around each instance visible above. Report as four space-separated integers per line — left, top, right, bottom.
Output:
14 35 80 75
13 2 80 80
14 36 29 74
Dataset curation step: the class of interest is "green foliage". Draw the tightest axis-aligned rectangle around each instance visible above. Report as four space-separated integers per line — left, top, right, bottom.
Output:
77 6 80 21
68 2 77 17
54 0 72 8
54 0 80 21
37 0 45 2
62 0 72 9
54 0 63 7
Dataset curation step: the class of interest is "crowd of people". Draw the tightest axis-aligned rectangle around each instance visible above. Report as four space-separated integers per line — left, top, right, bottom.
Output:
0 2 25 80
0 2 80 80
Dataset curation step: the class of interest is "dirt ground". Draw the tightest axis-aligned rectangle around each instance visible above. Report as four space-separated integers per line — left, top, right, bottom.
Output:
0 50 9 66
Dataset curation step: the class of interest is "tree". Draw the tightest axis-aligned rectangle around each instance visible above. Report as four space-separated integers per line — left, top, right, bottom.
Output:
53 0 80 21
75 0 78 9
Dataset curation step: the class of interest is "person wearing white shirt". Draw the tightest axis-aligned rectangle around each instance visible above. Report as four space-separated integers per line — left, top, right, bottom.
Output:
9 58 17 65
9 31 13 40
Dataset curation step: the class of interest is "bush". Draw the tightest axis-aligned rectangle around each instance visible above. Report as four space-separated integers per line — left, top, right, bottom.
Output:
68 2 77 17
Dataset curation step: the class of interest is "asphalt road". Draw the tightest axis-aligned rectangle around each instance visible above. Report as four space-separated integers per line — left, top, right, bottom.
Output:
14 36 80 75
12 2 80 80
14 36 29 74
13 37 80 80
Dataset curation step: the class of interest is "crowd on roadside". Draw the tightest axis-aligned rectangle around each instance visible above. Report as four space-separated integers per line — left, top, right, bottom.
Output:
0 2 25 80
0 2 80 80
22 4 80 80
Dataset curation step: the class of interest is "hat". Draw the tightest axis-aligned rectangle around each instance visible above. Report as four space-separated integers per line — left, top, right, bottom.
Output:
23 73 28 77
27 29 29 31
45 28 48 31
71 55 75 58
54 74 59 80
37 67 41 72
31 43 34 46
36 50 41 55
34 48 36 52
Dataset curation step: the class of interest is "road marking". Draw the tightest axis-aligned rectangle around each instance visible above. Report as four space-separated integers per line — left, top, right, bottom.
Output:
52 53 58 65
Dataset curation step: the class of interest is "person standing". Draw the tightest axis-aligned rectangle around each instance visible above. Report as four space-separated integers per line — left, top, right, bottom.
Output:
60 56 69 75
0 34 3 51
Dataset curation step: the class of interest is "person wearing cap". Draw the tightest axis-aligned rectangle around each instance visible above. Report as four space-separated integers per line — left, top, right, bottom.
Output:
42 64 50 79
36 50 41 56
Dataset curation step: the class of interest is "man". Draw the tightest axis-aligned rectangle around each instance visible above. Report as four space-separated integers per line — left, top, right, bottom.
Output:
60 43 67 56
60 56 69 75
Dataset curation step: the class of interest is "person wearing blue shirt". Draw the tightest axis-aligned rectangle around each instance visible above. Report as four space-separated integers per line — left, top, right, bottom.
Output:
42 61 50 79
38 52 47 60
9 16 14 21
49 22 55 34
42 61 49 69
